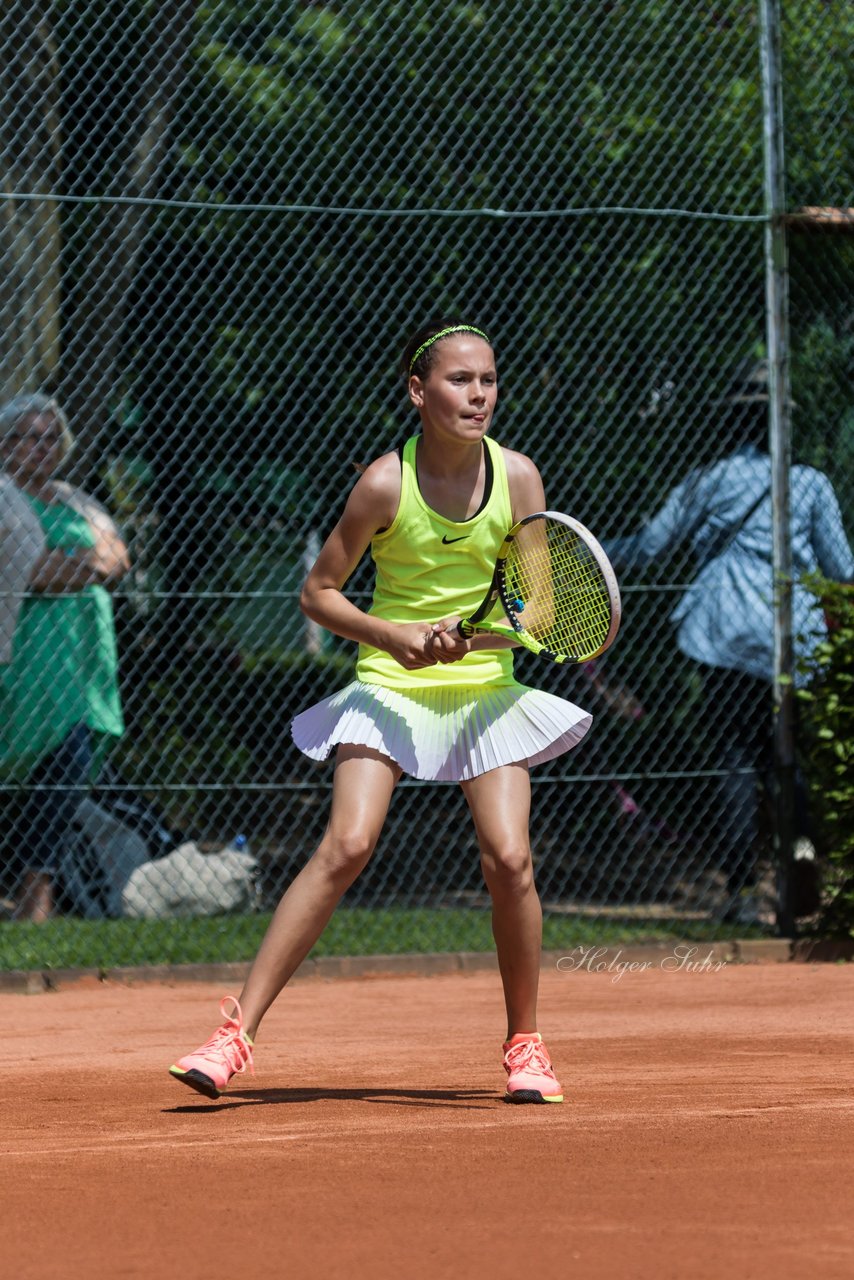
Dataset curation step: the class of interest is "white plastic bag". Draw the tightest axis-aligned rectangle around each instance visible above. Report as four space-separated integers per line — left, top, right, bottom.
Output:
121 842 259 919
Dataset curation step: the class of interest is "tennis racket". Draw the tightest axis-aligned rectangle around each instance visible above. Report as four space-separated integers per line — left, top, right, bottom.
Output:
455 511 621 664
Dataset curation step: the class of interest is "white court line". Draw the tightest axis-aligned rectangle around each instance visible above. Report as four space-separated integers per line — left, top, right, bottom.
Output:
2 1132 306 1157
2 1115 519 1159
569 1097 854 1124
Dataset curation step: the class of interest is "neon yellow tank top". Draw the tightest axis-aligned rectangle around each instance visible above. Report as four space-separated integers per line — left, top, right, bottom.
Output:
356 434 515 689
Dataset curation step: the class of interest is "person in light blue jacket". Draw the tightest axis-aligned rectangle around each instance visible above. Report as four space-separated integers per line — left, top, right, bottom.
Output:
607 360 853 915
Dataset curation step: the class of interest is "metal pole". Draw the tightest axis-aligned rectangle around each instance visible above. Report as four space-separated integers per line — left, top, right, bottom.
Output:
758 0 795 936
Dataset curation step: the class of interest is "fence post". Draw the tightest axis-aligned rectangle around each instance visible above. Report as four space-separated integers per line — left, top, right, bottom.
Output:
759 0 795 936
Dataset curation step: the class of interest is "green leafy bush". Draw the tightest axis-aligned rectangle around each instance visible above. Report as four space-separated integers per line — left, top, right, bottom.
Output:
796 577 854 937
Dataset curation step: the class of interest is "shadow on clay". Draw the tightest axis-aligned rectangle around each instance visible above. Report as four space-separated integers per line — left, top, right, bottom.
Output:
164 1085 497 1113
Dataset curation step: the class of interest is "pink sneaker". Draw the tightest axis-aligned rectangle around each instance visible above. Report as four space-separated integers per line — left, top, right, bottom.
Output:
169 996 255 1099
503 1032 563 1104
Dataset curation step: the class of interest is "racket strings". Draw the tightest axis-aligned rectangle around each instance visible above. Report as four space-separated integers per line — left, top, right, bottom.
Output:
504 523 612 658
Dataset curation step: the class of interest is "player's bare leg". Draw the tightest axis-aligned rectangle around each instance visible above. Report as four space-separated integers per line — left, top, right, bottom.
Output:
461 762 563 1102
461 762 541 1037
169 746 400 1099
237 745 401 1039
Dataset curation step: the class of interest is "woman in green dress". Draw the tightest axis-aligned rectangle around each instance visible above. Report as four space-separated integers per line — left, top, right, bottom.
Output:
0 394 129 922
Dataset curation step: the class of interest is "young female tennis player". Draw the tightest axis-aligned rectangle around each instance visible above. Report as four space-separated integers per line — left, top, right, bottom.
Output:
169 320 592 1104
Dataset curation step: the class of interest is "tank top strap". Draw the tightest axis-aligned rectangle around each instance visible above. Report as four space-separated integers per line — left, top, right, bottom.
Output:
400 434 419 511
483 435 510 526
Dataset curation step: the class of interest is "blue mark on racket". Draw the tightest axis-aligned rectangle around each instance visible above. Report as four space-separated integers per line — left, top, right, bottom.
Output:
513 598 525 612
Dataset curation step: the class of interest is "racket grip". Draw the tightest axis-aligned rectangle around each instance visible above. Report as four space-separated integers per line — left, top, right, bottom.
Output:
456 619 475 639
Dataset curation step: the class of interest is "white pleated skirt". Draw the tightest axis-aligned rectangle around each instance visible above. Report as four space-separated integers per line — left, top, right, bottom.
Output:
291 680 592 782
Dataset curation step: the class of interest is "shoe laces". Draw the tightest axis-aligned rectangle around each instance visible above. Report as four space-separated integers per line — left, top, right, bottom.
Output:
504 1037 556 1079
198 996 255 1076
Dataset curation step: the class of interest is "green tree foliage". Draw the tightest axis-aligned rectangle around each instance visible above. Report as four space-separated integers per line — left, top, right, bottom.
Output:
795 580 854 937
120 0 776 530
44 1 851 845
44 1 850 518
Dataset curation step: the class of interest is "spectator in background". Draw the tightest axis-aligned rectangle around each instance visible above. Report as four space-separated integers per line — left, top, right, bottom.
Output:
606 360 854 918
0 393 129 922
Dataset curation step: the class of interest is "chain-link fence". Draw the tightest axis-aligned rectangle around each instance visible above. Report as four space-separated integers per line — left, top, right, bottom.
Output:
1 1 852 965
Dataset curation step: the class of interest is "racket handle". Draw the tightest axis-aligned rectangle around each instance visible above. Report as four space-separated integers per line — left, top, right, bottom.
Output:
457 619 475 639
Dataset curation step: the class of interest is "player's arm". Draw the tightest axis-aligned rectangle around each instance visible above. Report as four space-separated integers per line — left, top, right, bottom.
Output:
300 455 438 670
503 448 548 523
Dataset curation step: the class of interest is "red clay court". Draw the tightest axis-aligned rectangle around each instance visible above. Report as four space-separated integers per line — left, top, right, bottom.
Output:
4 958 854 1279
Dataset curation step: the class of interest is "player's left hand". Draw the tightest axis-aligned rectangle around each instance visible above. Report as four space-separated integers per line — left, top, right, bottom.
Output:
428 618 471 663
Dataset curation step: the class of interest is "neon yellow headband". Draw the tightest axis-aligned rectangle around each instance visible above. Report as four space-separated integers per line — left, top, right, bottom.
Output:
408 325 491 376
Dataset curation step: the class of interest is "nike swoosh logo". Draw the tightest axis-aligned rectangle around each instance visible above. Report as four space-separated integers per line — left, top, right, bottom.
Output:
442 534 469 544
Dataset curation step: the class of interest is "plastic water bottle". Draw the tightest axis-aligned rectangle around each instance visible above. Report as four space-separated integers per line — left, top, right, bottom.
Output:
225 833 251 857
223 833 261 912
